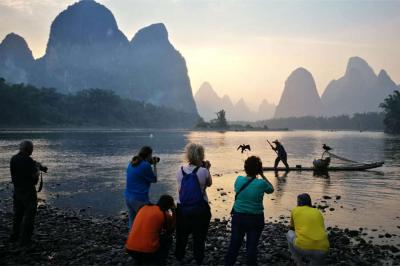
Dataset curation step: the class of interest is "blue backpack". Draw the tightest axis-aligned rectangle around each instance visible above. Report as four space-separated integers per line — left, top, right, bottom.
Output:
179 166 206 214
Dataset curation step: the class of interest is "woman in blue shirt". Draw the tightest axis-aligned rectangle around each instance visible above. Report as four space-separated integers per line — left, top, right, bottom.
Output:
225 156 274 265
125 146 157 228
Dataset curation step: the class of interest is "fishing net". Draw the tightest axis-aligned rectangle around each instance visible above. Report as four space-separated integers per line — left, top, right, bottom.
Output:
314 151 360 170
322 151 377 168
325 151 358 164
314 150 384 171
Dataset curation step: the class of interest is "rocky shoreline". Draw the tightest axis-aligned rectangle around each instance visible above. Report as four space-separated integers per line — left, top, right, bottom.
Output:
0 196 399 265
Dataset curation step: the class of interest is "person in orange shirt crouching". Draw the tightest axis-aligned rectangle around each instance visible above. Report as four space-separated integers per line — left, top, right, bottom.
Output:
125 195 176 265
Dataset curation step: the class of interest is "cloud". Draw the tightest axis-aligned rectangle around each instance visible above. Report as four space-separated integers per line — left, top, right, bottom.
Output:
0 0 70 14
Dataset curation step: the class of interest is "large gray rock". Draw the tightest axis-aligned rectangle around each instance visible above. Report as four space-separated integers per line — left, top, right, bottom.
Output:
274 68 323 118
232 98 254 121
257 99 275 120
220 95 235 117
0 0 197 115
0 33 34 84
34 0 128 93
194 82 222 120
321 57 397 116
375 69 399 104
127 23 197 113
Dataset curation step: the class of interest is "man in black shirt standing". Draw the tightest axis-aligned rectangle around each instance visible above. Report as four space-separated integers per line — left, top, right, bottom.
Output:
272 140 290 171
10 140 39 246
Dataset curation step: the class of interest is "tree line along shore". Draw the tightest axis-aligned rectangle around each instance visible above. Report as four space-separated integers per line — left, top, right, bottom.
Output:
2 77 400 134
0 78 197 129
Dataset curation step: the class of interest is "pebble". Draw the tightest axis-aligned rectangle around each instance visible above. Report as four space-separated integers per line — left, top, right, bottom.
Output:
0 197 398 265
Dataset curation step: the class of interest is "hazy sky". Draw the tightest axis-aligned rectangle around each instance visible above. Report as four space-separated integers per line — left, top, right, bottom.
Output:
1 0 399 107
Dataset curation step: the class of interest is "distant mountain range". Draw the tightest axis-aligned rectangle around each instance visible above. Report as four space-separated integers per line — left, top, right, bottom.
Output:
321 57 398 116
274 57 398 118
196 56 398 121
194 82 275 121
0 0 198 115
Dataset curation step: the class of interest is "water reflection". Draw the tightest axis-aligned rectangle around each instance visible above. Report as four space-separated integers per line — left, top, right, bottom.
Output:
0 130 399 238
273 171 288 201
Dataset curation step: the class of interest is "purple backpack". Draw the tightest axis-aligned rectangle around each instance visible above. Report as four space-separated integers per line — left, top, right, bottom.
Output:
179 166 206 213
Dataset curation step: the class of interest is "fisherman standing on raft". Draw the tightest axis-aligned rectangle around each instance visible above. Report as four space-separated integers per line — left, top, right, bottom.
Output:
269 140 289 171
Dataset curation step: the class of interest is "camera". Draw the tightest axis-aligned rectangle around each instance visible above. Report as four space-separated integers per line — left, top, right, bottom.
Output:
201 160 211 169
149 156 160 165
35 162 48 173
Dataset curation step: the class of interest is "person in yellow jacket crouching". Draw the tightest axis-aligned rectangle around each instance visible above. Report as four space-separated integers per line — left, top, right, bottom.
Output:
287 193 330 266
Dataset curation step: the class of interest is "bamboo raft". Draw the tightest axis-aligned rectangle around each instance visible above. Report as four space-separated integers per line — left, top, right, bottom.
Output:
263 161 384 172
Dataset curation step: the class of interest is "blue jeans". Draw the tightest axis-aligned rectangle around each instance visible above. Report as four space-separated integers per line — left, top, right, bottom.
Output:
126 198 147 229
225 213 264 265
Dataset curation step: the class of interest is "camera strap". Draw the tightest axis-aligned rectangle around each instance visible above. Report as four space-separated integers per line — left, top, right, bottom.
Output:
234 177 256 200
230 177 256 215
37 172 43 192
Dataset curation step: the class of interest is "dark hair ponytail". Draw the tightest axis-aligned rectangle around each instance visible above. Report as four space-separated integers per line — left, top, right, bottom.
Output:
157 195 175 211
131 146 153 166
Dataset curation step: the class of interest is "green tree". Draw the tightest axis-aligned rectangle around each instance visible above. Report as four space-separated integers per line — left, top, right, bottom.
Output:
195 117 209 128
380 90 400 134
210 109 228 129
0 77 198 128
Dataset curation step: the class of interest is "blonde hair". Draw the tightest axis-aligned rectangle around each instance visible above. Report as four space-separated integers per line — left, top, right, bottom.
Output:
185 143 205 165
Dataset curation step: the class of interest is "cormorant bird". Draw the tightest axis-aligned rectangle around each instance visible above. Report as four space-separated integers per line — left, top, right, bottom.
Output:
322 144 332 151
237 144 251 153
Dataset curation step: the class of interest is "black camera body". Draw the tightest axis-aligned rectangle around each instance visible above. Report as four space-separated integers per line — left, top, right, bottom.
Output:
149 156 160 165
35 162 48 173
201 160 211 169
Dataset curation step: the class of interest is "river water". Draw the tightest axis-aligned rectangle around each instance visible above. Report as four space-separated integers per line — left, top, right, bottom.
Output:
0 129 399 244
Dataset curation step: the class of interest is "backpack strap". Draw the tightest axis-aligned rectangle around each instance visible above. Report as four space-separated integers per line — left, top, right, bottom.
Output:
179 166 204 199
191 166 201 188
234 177 256 200
181 166 187 176
181 166 200 176
192 166 200 174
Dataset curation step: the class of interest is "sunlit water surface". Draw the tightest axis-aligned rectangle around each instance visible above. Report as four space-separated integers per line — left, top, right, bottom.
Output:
0 130 399 244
